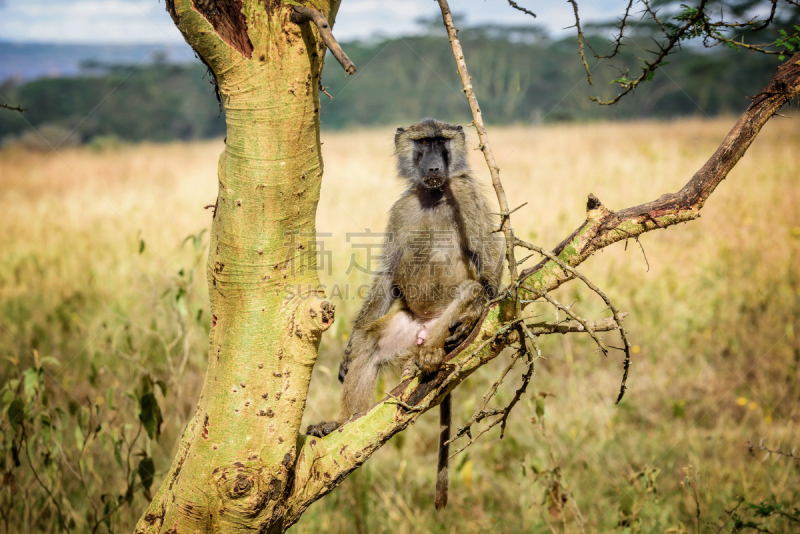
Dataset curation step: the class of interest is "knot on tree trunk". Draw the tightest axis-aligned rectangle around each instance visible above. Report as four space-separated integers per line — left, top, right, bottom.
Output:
213 464 282 522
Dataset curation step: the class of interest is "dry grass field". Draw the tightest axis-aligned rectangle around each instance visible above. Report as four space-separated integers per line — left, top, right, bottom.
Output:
1 117 799 533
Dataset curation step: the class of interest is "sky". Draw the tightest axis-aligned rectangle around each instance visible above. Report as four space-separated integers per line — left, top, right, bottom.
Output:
0 0 625 44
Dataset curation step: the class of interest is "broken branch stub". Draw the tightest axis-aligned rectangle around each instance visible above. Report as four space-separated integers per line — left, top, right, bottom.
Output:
291 5 356 75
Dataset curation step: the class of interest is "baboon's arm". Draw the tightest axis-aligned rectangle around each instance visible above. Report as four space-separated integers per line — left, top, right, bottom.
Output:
350 228 404 331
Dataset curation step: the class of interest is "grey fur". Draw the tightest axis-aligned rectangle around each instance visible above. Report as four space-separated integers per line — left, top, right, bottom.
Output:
307 118 504 509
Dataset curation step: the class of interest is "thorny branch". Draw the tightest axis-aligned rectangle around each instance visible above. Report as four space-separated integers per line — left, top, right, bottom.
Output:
572 0 800 105
526 313 628 335
590 0 635 60
291 5 356 75
435 0 634 458
567 0 593 85
507 1 536 18
448 348 536 459
516 236 633 402
748 439 800 461
592 0 712 105
437 0 521 321
0 102 25 113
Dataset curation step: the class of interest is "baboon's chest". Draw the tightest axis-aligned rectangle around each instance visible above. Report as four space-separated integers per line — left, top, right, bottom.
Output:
395 204 475 318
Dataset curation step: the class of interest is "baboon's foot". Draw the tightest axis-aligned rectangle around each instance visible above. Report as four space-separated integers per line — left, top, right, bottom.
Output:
415 346 446 375
306 420 340 437
445 298 484 351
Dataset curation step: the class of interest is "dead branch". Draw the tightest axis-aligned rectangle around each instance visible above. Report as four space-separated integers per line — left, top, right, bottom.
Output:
448 347 536 459
748 439 800 461
591 0 711 105
516 237 632 401
291 5 356 75
436 0 632 458
437 0 521 320
526 287 608 353
507 1 536 18
566 0 593 85
526 313 628 335
521 54 800 296
1 102 25 113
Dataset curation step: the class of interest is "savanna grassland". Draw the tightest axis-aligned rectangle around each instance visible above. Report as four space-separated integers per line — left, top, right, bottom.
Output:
1 118 799 533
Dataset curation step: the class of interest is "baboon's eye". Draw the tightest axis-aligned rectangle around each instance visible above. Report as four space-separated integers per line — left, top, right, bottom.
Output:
420 139 429 145
437 139 446 145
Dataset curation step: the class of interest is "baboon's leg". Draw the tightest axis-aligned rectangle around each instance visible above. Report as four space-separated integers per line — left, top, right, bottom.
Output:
307 310 422 437
415 279 484 375
339 309 421 419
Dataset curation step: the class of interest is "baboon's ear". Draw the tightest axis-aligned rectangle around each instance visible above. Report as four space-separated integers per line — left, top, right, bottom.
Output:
396 127 405 133
456 125 463 130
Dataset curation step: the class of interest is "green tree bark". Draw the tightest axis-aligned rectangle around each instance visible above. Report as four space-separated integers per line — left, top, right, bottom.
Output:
135 1 338 532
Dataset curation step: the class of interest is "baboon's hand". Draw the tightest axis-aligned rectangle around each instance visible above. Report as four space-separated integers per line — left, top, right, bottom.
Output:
306 420 340 437
445 297 484 351
338 358 350 383
415 346 446 375
338 336 357 383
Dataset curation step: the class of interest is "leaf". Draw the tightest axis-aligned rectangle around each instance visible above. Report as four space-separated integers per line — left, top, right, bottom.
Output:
139 392 163 441
114 438 124 469
40 414 52 444
22 367 41 401
89 362 99 387
106 386 115 411
620 491 635 518
138 457 156 491
74 425 85 451
139 238 146 254
155 380 168 397
175 287 188 316
39 356 61 368
535 397 546 418
529 457 543 475
194 228 207 252
8 399 24 432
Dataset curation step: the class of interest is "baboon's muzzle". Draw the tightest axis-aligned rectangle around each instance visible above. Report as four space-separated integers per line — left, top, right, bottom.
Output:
422 174 446 189
421 148 446 189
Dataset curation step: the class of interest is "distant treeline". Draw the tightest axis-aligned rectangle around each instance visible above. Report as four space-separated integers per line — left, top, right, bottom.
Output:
0 27 784 144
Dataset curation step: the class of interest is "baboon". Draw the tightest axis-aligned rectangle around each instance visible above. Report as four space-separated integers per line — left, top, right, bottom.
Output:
307 118 504 510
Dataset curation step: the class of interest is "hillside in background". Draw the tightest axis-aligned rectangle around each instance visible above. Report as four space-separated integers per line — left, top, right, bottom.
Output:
0 26 785 144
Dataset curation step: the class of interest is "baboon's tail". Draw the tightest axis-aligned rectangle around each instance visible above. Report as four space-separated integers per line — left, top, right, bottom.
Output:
435 393 451 511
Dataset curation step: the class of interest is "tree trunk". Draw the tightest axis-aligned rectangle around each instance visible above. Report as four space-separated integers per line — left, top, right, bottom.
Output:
135 1 338 532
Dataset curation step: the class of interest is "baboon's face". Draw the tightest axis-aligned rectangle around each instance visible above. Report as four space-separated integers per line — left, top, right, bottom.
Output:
395 119 467 188
413 137 450 189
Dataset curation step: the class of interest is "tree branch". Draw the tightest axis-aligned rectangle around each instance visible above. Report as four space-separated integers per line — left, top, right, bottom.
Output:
291 5 356 75
507 1 536 18
526 313 628 335
0 102 25 113
521 53 800 294
566 0 593 85
437 0 521 323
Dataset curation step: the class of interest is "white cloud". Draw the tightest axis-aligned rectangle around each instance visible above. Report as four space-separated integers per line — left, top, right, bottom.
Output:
0 0 180 44
0 0 627 44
